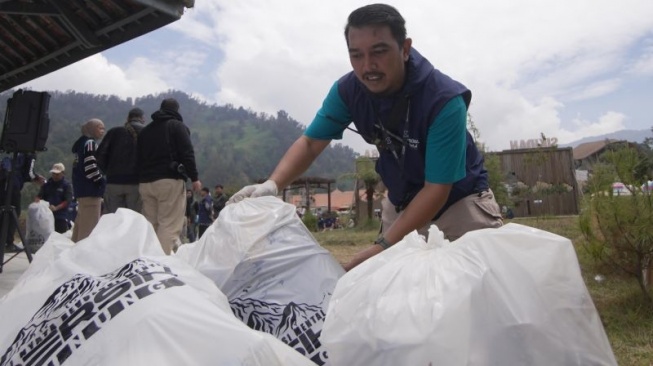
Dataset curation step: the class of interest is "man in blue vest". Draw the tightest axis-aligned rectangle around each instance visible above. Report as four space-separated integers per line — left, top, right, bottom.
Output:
229 4 502 270
36 163 73 234
197 187 213 238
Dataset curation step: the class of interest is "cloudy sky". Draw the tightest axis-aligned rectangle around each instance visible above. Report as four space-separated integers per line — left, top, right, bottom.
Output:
21 0 653 154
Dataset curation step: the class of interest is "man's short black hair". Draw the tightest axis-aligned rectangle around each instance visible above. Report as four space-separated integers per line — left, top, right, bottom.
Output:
127 107 144 119
160 98 179 112
344 3 406 47
201 187 210 193
215 184 223 189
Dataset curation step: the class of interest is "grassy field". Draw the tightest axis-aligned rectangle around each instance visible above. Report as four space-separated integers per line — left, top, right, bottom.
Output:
315 216 653 366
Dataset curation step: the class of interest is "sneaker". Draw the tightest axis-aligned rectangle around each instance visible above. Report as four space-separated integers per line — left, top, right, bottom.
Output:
4 243 22 253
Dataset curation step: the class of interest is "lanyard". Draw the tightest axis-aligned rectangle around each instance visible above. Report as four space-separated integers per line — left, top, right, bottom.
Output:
373 97 411 176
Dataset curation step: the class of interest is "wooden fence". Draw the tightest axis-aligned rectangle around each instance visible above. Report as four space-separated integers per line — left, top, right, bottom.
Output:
491 147 579 217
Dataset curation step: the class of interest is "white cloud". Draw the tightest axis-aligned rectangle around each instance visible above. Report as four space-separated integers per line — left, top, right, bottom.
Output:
628 46 653 76
207 0 653 152
20 54 169 98
20 47 212 103
19 0 653 154
569 78 623 101
559 111 627 143
168 2 222 45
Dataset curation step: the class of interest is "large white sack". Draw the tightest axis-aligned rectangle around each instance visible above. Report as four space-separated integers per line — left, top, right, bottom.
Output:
321 223 617 366
26 200 54 252
0 209 315 366
176 196 345 365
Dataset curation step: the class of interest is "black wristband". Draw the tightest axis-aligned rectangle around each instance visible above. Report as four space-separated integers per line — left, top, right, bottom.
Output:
374 236 392 250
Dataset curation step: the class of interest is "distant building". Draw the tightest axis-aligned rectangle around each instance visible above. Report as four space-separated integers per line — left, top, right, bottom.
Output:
286 189 382 215
572 139 643 190
572 139 622 171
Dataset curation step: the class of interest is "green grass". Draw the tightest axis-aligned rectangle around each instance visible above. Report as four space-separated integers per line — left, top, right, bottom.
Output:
315 215 653 365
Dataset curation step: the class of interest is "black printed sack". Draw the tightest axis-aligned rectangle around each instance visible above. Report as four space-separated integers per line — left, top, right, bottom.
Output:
0 209 315 366
321 224 617 366
176 196 345 366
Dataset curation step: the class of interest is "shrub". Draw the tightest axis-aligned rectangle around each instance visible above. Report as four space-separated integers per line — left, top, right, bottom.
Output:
579 147 653 303
302 210 317 232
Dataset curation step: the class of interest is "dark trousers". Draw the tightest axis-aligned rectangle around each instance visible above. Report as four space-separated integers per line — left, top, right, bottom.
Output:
198 224 210 239
186 219 196 242
54 218 68 234
0 188 21 246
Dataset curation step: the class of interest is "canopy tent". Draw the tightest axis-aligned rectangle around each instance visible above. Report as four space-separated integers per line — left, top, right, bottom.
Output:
0 0 194 92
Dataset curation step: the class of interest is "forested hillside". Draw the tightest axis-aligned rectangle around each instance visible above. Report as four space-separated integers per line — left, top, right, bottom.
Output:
0 89 358 204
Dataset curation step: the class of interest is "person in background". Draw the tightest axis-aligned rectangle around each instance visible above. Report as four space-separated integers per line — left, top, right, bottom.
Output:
184 189 197 243
137 98 201 254
197 187 213 238
36 163 73 234
71 118 106 242
228 4 502 271
97 107 146 213
0 153 43 252
212 184 228 219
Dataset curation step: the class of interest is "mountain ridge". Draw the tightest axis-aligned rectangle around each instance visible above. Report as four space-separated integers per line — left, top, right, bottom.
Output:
560 128 652 148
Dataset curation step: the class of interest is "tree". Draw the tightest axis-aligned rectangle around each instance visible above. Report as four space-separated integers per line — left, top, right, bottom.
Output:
355 157 381 221
484 153 510 209
467 112 509 208
579 146 653 302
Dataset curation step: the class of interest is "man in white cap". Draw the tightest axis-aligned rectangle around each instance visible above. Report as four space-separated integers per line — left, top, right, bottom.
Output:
36 163 73 234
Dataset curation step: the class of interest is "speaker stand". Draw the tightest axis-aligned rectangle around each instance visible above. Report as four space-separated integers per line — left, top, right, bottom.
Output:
0 152 33 274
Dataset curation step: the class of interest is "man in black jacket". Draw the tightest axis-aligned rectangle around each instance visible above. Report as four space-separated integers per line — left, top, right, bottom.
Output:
137 98 201 254
97 107 146 213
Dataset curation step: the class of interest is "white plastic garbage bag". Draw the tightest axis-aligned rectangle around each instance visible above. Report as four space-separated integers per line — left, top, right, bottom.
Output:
25 200 54 252
321 223 617 366
176 196 345 365
0 209 315 366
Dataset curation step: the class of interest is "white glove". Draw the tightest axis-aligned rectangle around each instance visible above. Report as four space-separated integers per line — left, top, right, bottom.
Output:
227 179 278 204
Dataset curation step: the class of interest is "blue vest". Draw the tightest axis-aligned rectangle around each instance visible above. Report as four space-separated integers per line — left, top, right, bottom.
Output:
41 179 72 220
337 48 488 218
197 195 213 225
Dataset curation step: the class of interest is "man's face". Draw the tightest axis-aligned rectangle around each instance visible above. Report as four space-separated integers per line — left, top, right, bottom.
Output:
347 25 411 96
215 187 222 196
51 172 63 182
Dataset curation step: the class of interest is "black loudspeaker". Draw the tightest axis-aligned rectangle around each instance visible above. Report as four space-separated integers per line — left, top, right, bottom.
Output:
0 89 51 153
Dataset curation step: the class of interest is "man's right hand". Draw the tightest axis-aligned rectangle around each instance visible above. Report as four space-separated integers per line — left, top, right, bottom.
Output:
227 179 278 204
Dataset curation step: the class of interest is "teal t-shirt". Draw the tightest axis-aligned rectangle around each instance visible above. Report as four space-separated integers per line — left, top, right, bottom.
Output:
305 82 467 184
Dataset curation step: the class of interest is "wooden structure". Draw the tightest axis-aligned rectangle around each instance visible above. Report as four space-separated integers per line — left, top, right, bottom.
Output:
492 147 579 217
0 0 194 92
280 176 336 213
